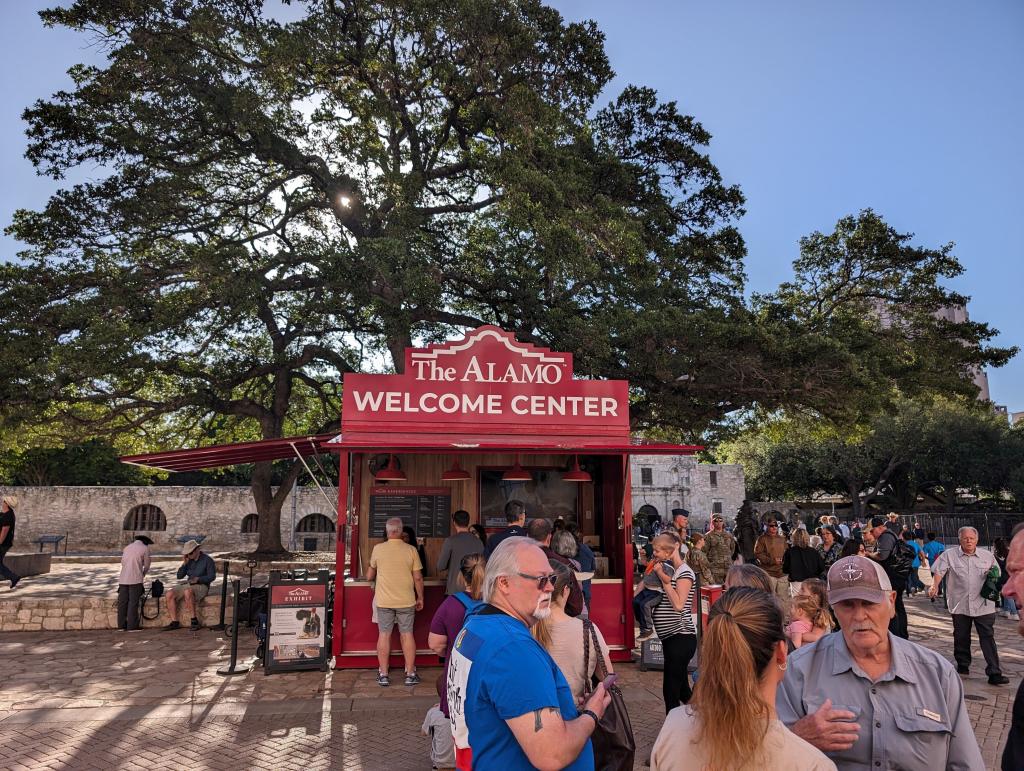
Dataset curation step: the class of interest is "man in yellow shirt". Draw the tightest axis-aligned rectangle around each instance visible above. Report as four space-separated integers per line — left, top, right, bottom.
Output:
367 516 425 686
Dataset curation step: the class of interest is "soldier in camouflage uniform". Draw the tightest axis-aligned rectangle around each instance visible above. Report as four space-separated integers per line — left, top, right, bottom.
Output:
703 514 737 584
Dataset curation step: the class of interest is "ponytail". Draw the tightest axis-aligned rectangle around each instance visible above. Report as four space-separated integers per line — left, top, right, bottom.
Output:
689 587 785 770
459 553 486 601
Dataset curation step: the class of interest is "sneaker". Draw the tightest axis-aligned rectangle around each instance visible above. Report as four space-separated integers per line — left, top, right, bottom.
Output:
999 610 1010 618
189 618 201 631
1011 614 1021 621
404 671 421 686
377 672 390 687
988 675 1009 686
163 621 181 631
637 630 654 642
10 577 21 590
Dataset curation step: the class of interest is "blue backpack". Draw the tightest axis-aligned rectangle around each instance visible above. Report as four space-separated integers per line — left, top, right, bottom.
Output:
454 591 482 613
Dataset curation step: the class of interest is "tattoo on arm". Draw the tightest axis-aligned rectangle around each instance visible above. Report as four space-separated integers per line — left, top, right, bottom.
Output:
532 707 561 732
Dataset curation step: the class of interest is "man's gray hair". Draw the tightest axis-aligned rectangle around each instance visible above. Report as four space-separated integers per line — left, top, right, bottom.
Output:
958 526 979 538
385 517 404 536
483 536 537 602
551 530 578 559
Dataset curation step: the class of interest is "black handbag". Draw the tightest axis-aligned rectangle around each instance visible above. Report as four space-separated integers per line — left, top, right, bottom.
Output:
583 620 636 771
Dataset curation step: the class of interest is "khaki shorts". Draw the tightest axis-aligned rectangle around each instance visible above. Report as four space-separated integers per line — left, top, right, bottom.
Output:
172 583 211 602
377 606 415 634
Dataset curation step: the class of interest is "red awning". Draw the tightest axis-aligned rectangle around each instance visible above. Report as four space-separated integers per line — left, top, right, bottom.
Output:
120 433 335 473
120 432 701 472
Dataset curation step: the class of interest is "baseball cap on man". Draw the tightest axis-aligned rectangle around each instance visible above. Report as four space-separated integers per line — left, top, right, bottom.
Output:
181 539 201 556
827 556 892 604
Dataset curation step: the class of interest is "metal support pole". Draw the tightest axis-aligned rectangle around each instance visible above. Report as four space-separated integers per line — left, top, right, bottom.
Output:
212 560 230 630
217 580 252 676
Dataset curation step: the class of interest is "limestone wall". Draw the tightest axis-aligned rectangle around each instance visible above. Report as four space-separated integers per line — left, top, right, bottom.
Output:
0 485 337 553
630 456 746 531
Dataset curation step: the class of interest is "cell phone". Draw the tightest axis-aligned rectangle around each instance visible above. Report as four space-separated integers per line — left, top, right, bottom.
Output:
601 674 618 689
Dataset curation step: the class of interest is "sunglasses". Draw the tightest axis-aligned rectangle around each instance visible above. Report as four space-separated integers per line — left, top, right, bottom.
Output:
516 571 558 590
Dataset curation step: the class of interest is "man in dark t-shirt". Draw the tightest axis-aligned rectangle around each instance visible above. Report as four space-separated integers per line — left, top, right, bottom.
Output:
484 500 528 559
0 494 22 589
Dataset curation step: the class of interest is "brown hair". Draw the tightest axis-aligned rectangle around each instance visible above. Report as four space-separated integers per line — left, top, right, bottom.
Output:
791 528 810 548
724 564 772 593
459 553 486 600
531 560 574 650
690 587 785 769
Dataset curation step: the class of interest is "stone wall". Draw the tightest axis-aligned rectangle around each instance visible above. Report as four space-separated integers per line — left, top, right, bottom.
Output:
0 485 337 553
630 456 746 531
0 595 227 632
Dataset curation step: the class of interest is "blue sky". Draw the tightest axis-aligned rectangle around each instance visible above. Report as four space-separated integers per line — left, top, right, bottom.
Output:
2 1 1022 410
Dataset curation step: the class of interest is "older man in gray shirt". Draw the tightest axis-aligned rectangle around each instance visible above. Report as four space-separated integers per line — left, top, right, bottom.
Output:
778 555 983 770
929 525 1008 685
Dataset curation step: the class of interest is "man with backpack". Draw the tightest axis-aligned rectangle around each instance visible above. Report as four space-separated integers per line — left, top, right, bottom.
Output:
866 516 911 638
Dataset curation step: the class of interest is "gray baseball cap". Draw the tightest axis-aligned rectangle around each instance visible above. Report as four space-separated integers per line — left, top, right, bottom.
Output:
827 556 892 604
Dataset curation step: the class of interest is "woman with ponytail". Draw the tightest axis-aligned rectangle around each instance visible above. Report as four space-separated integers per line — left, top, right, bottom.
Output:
428 553 485 718
651 587 835 771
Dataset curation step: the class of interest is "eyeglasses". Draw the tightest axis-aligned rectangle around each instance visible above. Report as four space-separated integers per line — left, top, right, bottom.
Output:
516 571 558 590
767 524 778 529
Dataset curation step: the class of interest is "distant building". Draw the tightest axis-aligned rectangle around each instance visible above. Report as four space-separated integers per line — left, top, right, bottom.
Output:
1011 411 1024 427
630 456 745 532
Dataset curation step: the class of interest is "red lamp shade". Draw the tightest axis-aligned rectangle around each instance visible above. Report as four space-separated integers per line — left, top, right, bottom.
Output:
501 455 532 482
562 455 592 483
374 454 407 482
441 457 471 482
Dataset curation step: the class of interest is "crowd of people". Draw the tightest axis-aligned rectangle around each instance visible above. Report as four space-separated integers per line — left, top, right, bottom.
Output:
363 501 1023 770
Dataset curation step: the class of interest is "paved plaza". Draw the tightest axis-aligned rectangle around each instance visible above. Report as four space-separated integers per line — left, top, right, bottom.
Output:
0 592 1019 770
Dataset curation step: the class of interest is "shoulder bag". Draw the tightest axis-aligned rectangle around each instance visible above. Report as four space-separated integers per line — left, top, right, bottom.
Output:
583 620 636 771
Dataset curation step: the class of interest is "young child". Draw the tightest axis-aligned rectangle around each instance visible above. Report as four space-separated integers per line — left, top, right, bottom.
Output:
422 699 456 771
632 557 668 641
785 591 832 649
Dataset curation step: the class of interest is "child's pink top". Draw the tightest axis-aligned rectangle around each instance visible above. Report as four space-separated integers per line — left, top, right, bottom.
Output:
785 618 812 638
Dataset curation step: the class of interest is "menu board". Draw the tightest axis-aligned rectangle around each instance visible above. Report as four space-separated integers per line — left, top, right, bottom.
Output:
369 487 452 538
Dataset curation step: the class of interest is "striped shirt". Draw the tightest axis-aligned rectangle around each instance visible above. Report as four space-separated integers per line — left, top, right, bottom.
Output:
652 563 696 638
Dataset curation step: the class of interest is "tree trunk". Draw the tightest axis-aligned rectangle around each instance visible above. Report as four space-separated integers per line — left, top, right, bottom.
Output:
848 482 863 520
387 330 412 374
945 479 957 514
252 461 286 554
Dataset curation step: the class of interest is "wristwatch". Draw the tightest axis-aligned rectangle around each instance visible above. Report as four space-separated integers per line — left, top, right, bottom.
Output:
581 709 599 725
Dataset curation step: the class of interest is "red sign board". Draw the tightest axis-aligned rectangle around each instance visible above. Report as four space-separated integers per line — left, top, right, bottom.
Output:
271 584 327 606
342 326 629 439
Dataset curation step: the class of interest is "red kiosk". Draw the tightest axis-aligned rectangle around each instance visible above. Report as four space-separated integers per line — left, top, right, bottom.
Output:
124 326 700 668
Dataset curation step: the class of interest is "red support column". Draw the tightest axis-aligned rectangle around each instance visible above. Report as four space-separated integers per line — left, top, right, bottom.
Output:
621 454 635 651
332 451 349 660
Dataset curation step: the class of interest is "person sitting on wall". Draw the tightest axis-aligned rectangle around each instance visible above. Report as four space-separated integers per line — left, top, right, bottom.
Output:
164 539 216 631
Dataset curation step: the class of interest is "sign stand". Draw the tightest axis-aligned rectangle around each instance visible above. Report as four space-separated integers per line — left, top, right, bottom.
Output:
263 569 331 674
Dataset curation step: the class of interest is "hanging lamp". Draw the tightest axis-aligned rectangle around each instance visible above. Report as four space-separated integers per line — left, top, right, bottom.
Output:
374 454 407 482
562 455 592 483
441 456 471 482
501 454 532 482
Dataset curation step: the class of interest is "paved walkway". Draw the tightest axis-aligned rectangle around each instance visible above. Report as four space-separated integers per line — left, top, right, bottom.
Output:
0 592 1018 770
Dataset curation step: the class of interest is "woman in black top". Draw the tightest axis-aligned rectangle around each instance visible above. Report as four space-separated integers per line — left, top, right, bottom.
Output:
782 528 824 596
0 494 21 589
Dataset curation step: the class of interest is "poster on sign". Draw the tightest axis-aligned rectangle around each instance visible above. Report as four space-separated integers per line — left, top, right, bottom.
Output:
266 582 328 671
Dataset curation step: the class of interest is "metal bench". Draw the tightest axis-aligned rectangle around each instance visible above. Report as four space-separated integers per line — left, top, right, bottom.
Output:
176 534 207 546
36 534 66 554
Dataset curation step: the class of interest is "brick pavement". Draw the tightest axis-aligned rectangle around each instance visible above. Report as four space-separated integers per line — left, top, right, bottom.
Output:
0 592 1018 770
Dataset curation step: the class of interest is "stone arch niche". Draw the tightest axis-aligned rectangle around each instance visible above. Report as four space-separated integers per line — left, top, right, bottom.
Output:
295 513 336 552
241 513 259 534
123 504 167 532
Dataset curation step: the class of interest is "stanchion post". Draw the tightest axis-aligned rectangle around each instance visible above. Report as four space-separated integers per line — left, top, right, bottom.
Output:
212 560 230 630
217 579 252 676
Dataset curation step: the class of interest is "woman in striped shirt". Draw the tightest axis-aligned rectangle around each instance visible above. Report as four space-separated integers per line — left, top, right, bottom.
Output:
651 532 698 713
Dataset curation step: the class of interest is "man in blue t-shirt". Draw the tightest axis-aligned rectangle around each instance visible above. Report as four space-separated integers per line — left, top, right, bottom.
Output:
448 536 611 771
922 532 946 601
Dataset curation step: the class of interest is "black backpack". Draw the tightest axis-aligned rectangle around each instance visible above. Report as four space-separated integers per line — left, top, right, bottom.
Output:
881 533 913 582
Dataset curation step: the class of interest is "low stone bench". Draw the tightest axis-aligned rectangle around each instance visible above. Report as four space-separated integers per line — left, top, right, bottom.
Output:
0 590 230 632
4 553 52 577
